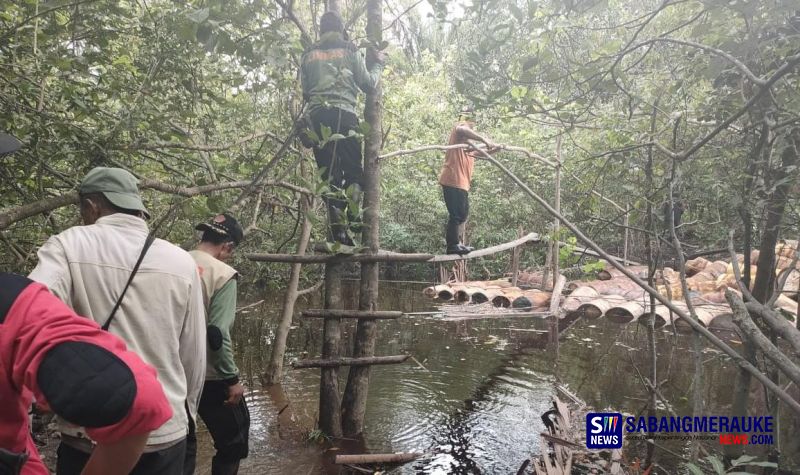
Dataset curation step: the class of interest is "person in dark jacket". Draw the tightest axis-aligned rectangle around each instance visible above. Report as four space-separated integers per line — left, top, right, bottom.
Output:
300 10 385 246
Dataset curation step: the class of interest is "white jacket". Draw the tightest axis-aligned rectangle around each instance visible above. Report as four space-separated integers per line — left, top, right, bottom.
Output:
29 214 206 447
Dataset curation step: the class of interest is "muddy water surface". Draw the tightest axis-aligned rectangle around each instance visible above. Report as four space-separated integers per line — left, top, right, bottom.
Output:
191 281 797 474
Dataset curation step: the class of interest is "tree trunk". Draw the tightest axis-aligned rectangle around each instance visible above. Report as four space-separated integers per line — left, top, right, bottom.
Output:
341 0 382 438
752 130 798 303
263 193 313 385
319 260 343 438
644 102 659 470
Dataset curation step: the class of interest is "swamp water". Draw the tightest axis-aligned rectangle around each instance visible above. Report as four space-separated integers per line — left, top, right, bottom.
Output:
192 281 799 474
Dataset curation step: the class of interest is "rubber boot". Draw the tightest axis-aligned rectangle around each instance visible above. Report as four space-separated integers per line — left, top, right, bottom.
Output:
327 199 354 246
458 223 474 254
211 458 240 475
445 222 472 255
347 183 364 240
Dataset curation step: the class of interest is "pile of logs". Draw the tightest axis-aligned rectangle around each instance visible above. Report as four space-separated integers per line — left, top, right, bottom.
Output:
423 279 552 310
563 240 799 331
423 239 799 331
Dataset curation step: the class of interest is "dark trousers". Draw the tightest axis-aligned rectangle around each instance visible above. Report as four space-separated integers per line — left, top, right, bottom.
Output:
184 381 250 475
442 185 470 247
310 107 363 196
57 438 186 475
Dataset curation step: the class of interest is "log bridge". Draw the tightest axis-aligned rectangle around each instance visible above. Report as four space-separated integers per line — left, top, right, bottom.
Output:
247 231 546 439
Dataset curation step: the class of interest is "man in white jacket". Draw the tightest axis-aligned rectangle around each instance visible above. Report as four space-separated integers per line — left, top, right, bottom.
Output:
29 167 206 474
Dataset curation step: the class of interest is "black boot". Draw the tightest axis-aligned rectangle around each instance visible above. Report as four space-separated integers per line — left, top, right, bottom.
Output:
347 183 364 240
211 458 240 475
445 222 473 255
327 200 354 246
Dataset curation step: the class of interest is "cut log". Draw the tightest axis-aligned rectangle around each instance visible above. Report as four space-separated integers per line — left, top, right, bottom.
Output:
706 260 728 278
637 306 668 328
656 283 683 300
473 288 504 304
598 264 650 281
688 280 720 294
782 270 800 298
708 312 736 332
437 286 456 300
776 239 798 259
585 278 641 296
522 290 551 308
517 271 544 287
606 301 644 324
563 286 599 312
685 257 710 276
302 310 403 319
670 305 729 333
334 453 423 465
455 287 481 303
292 355 410 369
776 256 800 270
512 295 532 309
424 284 451 298
578 297 614 319
492 294 512 307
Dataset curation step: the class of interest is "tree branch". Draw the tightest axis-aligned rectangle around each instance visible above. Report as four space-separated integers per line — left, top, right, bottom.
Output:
0 179 312 230
726 289 800 389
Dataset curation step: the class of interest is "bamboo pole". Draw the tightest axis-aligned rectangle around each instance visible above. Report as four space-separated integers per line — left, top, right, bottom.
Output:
473 148 800 415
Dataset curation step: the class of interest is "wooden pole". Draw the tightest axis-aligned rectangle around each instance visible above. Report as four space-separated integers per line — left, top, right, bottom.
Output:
341 0 382 438
319 260 343 438
552 134 562 290
623 205 630 266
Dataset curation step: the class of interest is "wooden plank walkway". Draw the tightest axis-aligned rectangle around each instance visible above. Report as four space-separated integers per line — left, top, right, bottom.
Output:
246 232 540 264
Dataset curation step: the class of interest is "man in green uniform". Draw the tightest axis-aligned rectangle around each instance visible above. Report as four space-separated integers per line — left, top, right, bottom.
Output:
300 10 385 245
184 214 249 475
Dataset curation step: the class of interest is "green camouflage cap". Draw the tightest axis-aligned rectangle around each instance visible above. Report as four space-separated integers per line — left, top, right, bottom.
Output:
79 167 150 219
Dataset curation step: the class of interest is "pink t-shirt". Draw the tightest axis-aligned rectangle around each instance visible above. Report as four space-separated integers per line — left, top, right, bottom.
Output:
438 121 476 191
0 278 172 474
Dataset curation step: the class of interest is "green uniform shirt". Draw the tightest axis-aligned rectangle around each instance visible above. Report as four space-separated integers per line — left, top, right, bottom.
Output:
301 31 383 115
207 278 239 381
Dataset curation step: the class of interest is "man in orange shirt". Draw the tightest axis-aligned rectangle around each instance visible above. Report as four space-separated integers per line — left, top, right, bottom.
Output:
438 108 498 255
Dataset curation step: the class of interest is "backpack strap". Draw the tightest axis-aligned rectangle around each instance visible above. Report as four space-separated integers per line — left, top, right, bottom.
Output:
102 233 155 331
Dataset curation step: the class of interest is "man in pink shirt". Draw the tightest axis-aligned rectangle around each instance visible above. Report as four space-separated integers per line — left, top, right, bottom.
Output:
438 109 497 255
0 273 172 475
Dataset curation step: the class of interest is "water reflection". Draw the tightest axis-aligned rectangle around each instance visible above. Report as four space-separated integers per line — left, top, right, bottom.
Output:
190 281 799 474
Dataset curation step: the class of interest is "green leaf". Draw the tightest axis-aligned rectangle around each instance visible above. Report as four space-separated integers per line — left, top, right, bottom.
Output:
731 455 756 466
742 461 778 468
707 456 725 474
685 463 704 475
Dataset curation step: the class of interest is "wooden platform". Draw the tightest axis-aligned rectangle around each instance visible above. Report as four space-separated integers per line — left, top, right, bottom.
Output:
246 232 540 264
